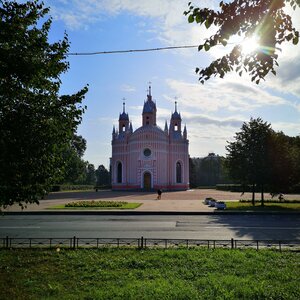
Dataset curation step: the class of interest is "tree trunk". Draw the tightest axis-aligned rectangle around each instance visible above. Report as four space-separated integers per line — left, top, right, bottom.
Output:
261 183 264 206
252 183 255 206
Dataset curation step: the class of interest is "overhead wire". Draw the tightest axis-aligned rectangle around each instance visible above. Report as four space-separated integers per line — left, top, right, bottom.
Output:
66 45 199 56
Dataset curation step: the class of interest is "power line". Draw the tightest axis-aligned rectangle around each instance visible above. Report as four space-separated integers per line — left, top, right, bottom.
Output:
67 45 199 56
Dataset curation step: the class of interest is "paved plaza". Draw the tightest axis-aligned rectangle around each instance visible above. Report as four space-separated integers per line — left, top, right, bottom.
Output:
3 189 300 213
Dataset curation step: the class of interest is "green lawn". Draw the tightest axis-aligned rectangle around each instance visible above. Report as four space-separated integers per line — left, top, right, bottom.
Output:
225 201 300 211
0 248 299 299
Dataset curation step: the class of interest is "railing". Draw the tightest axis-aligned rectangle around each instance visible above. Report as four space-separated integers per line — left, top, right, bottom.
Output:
1 236 300 251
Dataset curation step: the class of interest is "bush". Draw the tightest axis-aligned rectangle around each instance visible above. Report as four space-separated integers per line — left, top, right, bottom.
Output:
51 185 94 192
216 184 254 192
94 185 112 191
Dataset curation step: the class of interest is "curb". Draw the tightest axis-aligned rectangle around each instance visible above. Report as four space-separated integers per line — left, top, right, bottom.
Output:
2 210 300 216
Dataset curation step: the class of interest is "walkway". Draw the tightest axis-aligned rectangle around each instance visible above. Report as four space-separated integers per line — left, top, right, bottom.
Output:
3 189 300 213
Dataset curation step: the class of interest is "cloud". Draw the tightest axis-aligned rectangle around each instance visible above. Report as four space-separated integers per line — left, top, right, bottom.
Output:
183 113 243 128
165 77 288 114
120 84 136 92
47 0 217 48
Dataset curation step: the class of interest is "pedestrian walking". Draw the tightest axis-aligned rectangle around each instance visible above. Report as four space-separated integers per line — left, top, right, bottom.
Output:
157 189 162 200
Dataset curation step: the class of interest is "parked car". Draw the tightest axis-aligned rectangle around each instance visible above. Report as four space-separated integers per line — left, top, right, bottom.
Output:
208 199 216 207
204 197 213 205
215 201 226 210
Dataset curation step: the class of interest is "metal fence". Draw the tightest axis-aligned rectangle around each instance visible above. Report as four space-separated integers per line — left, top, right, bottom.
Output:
1 236 300 251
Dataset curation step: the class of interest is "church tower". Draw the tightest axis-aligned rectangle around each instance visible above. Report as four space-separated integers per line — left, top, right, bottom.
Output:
170 101 182 138
142 85 157 126
118 100 129 134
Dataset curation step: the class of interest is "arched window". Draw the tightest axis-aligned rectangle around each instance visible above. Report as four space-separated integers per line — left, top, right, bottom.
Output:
117 162 122 183
176 161 182 183
174 124 178 131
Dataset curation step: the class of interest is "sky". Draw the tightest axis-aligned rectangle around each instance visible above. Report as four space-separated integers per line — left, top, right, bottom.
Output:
44 0 300 168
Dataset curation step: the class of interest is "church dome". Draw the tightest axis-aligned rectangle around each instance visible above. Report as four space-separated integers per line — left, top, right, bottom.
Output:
130 125 167 142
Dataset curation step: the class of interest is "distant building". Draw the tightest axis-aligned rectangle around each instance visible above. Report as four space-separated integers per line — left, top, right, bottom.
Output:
111 85 189 191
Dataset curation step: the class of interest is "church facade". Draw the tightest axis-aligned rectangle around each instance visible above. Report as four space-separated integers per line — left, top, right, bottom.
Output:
111 86 189 191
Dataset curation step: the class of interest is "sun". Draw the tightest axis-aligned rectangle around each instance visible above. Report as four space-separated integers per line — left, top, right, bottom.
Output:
241 36 260 55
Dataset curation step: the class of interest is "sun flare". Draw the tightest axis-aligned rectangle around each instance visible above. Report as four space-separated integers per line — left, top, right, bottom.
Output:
241 36 260 55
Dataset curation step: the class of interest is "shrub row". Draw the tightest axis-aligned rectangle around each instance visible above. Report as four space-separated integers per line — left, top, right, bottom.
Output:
216 184 254 192
94 185 112 191
51 185 94 192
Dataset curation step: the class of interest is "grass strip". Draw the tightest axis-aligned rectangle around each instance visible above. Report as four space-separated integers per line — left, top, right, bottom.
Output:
0 248 299 300
226 201 300 211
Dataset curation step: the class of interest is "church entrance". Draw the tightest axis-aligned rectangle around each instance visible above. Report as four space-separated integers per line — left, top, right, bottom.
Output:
143 172 151 190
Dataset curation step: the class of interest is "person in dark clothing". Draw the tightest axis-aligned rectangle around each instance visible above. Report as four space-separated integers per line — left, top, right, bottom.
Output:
157 189 162 200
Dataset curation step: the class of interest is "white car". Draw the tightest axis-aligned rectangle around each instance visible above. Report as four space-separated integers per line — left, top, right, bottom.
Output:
215 201 226 210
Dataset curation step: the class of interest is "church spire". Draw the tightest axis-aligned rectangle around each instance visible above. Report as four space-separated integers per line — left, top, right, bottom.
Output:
183 124 187 139
148 82 152 97
164 120 168 133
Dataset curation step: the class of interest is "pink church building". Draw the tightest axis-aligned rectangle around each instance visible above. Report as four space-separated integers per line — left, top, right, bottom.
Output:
111 86 189 191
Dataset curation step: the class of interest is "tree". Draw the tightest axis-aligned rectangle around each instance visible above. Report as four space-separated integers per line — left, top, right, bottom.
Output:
185 0 300 84
86 164 96 185
0 1 88 208
269 133 300 194
189 155 230 187
59 135 88 185
95 165 110 187
226 118 273 205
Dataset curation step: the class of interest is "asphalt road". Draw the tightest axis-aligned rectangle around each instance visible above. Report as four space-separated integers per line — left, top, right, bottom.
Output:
1 214 300 240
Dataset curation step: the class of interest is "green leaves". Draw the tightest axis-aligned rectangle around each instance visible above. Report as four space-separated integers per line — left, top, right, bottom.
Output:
188 15 194 23
204 43 210 51
186 0 300 83
0 1 88 208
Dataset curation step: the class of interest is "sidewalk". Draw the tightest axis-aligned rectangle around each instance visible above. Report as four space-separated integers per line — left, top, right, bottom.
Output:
3 189 300 214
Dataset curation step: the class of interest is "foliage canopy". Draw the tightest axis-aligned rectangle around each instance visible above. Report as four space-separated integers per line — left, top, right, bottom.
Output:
185 0 300 83
226 118 300 205
0 0 88 208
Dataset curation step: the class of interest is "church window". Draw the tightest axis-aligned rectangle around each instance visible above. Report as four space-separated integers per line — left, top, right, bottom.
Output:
122 125 125 132
175 124 178 131
117 162 122 183
176 161 182 183
143 148 151 157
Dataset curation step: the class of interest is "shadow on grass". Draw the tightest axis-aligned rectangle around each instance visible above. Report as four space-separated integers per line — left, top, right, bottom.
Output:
225 202 300 212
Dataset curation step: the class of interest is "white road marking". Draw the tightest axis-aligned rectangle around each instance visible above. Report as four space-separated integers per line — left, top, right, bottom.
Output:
0 226 41 229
